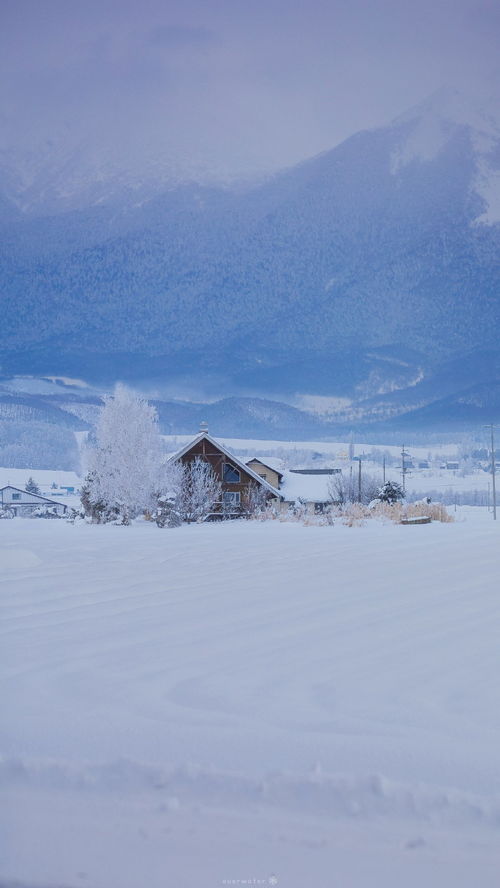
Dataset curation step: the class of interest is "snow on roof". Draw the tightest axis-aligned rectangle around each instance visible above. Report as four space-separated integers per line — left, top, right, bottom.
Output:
279 470 336 503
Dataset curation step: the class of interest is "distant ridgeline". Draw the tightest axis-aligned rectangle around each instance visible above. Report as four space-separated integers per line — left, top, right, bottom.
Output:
1 90 500 431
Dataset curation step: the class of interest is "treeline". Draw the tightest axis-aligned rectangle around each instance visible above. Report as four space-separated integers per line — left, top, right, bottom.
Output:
0 420 80 471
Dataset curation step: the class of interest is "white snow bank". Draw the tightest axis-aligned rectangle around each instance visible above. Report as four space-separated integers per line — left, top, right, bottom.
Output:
2 755 500 830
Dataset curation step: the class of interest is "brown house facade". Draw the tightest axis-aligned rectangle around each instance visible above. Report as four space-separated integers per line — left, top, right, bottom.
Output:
169 431 281 516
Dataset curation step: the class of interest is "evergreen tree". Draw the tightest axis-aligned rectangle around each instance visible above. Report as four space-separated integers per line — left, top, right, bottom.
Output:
25 476 41 495
377 480 405 504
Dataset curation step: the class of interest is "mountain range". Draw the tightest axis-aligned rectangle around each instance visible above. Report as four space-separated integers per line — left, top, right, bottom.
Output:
1 87 500 436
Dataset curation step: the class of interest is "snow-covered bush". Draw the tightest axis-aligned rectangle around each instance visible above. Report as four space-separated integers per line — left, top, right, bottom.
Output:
82 384 164 524
287 498 308 521
0 506 14 519
31 505 61 519
376 481 405 505
243 484 276 519
153 459 184 527
154 495 182 528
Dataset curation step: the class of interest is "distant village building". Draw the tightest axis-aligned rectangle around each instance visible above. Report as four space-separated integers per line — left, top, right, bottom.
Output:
0 485 69 517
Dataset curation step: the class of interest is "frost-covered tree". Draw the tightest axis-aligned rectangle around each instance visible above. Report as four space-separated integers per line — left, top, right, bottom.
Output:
376 480 405 504
178 458 221 523
328 470 379 505
241 482 269 518
25 476 41 495
82 384 164 524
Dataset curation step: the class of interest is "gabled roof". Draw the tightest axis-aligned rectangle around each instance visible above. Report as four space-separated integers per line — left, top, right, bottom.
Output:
168 433 282 498
0 485 68 508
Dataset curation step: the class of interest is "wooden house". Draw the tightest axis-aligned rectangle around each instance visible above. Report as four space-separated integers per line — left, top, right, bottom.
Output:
169 430 281 516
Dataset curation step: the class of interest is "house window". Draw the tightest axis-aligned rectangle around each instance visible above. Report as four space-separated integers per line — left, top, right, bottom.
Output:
259 473 267 480
223 491 241 506
223 463 241 483
12 493 21 500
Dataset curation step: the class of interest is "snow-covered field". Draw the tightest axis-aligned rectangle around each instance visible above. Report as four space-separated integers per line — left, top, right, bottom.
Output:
2 510 500 887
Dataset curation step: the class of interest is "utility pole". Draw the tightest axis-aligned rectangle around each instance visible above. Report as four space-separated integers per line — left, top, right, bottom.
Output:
484 425 497 520
358 458 362 503
400 445 411 495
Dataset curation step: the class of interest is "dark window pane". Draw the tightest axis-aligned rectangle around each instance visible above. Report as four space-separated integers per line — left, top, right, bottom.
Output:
223 463 240 482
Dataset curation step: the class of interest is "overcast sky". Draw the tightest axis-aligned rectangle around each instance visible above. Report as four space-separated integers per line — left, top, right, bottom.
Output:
1 0 499 179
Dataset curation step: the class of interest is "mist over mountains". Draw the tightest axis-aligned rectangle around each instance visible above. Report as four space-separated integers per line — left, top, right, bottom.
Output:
2 88 500 436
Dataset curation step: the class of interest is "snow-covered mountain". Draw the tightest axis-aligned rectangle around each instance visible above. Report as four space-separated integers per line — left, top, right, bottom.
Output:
389 88 500 224
0 113 268 216
1 89 500 432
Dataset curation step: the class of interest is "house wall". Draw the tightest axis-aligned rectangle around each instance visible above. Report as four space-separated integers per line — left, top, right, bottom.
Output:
1 488 49 505
245 460 282 490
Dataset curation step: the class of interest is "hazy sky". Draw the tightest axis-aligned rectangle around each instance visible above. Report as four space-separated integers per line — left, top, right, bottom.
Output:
1 0 499 179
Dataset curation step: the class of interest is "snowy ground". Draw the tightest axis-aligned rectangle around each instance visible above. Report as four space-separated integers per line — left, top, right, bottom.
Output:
2 510 500 887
